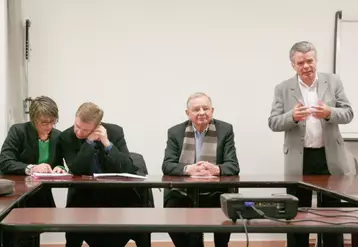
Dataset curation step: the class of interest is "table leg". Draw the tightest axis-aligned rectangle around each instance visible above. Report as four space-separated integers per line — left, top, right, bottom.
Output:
351 233 358 247
316 192 323 247
1 232 23 247
134 233 151 247
192 188 200 207
190 188 203 246
142 189 151 247
33 233 40 247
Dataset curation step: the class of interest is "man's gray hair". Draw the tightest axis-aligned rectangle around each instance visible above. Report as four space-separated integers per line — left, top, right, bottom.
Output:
186 92 212 109
289 41 317 63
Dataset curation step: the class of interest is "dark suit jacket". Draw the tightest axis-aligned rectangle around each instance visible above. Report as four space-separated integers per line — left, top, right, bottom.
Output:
162 119 240 176
60 122 137 176
162 119 240 204
0 122 63 174
59 122 140 207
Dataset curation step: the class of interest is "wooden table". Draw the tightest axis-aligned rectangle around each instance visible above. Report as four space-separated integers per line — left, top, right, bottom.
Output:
0 180 41 219
301 175 358 201
2 174 358 214
1 175 358 247
1 174 304 209
6 174 301 187
2 207 358 247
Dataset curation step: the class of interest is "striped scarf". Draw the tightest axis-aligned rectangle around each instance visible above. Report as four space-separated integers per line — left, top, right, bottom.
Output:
179 121 217 166
168 121 219 197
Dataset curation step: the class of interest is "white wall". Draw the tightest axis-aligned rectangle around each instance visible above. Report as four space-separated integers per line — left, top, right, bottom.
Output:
7 0 27 126
1 0 28 145
336 20 358 135
0 1 7 144
14 0 358 244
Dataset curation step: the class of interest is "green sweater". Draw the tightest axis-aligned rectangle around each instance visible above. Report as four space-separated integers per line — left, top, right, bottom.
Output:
38 139 50 164
37 140 66 170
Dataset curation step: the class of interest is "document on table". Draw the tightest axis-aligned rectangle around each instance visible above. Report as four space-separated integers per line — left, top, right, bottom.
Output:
31 173 73 178
93 173 147 179
190 175 218 178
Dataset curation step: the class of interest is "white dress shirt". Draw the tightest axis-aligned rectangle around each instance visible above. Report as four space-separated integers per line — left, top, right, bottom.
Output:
298 74 324 148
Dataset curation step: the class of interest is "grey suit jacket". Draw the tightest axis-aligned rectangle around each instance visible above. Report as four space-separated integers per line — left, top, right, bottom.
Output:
268 73 354 175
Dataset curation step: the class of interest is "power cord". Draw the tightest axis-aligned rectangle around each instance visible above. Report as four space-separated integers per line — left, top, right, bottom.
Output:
237 211 249 247
298 208 358 220
299 207 358 213
250 205 358 225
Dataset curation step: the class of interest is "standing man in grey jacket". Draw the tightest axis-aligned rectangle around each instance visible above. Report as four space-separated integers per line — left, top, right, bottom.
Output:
268 41 353 247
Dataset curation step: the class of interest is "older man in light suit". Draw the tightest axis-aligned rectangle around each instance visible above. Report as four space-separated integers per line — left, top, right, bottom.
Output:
268 41 353 247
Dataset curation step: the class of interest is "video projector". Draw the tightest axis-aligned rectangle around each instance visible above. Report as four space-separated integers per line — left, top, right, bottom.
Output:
220 193 298 222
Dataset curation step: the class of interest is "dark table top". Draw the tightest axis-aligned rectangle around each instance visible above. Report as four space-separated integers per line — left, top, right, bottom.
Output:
1 174 358 224
3 207 358 233
0 181 40 218
0 174 305 188
300 175 358 202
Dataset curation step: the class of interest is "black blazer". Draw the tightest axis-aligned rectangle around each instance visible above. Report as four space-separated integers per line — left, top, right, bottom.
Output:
0 122 63 174
162 118 240 176
59 122 137 175
59 122 139 207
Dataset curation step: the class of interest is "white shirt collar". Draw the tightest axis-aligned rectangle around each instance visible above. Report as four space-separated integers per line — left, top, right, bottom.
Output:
297 73 318 88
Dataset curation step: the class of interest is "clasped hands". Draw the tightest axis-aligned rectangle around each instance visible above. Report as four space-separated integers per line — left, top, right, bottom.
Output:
293 100 331 122
185 161 220 176
87 125 111 147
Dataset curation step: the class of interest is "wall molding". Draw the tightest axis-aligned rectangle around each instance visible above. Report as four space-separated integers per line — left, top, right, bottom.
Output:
40 239 350 247
41 241 285 247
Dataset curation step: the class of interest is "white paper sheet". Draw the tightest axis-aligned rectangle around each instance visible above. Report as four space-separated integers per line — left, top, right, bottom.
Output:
190 175 218 179
93 173 147 179
31 172 73 178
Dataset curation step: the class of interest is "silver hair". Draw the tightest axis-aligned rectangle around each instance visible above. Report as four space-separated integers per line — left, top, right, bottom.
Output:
186 92 212 109
289 41 317 63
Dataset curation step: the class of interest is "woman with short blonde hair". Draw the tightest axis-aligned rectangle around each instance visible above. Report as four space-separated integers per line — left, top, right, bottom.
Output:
0 96 66 246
